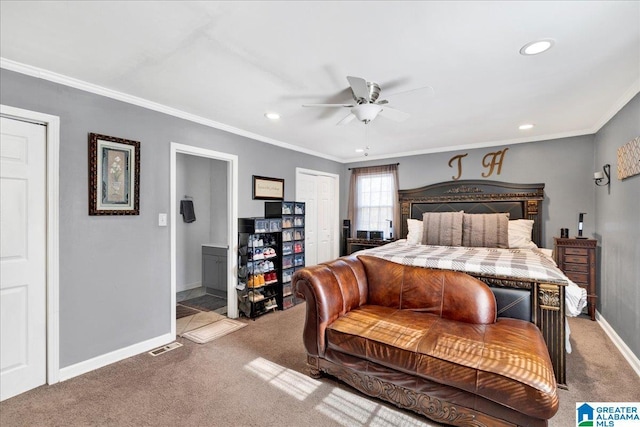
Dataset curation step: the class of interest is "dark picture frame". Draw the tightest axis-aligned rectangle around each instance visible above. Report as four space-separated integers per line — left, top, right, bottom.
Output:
252 175 284 200
88 133 140 215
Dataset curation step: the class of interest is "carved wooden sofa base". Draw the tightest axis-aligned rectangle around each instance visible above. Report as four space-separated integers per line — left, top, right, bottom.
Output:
307 354 544 427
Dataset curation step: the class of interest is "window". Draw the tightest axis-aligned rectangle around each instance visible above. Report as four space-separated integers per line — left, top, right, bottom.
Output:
348 164 399 239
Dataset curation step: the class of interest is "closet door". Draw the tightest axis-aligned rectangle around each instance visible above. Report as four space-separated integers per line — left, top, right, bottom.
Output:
296 172 317 266
0 117 47 401
295 169 339 266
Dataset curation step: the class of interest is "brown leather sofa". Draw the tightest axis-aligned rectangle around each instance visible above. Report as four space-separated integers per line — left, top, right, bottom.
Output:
293 255 558 427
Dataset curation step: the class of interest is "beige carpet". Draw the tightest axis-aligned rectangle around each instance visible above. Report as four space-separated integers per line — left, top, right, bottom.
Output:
181 318 246 344
0 306 638 427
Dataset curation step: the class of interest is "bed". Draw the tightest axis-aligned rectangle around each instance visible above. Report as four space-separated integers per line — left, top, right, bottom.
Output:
356 180 587 387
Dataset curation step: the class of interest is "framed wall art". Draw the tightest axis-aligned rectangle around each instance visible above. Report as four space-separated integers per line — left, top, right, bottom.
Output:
88 133 140 215
252 175 284 200
617 136 640 180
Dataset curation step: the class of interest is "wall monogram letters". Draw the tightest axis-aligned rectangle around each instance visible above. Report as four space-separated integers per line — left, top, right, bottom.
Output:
482 148 509 177
448 148 509 180
448 153 468 180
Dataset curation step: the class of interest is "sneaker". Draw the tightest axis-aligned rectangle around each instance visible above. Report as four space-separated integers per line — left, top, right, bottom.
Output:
265 299 277 310
253 248 264 260
247 276 254 288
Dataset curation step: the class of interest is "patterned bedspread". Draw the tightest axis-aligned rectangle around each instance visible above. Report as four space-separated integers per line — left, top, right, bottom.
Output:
358 240 587 318
359 240 569 284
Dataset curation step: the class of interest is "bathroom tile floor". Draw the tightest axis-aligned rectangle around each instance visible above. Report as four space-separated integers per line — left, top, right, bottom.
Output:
177 286 227 316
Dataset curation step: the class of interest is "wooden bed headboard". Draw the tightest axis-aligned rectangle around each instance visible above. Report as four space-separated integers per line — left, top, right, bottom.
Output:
399 180 545 246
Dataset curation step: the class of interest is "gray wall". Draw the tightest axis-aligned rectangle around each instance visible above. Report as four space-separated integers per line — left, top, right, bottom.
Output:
344 135 596 249
176 154 228 291
209 159 229 245
593 93 640 359
0 69 344 368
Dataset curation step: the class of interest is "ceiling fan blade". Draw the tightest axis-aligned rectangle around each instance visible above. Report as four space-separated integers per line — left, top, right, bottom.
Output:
378 106 410 122
380 76 412 92
346 76 370 102
337 113 356 125
302 103 354 108
385 85 435 100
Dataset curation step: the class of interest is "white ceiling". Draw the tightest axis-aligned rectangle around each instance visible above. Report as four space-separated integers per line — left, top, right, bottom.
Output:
1 1 639 162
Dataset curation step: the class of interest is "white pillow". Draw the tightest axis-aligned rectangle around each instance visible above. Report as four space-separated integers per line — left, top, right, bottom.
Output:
508 219 538 249
406 219 423 244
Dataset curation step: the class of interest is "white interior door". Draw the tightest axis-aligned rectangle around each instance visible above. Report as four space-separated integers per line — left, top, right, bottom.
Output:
296 172 318 266
317 175 335 264
296 169 339 266
0 117 47 401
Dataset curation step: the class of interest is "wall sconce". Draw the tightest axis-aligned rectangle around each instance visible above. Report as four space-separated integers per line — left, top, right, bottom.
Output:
594 164 611 191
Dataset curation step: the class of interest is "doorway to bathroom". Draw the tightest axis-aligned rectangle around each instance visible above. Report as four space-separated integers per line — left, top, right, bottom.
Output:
170 143 238 338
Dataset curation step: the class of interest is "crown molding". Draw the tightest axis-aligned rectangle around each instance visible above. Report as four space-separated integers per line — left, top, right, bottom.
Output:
591 77 640 133
3 57 638 165
0 57 342 163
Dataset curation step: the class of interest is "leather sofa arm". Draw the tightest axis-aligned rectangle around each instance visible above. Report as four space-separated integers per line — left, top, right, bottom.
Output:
293 256 368 357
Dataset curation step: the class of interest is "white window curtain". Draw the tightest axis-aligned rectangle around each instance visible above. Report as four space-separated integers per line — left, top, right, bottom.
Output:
347 164 400 240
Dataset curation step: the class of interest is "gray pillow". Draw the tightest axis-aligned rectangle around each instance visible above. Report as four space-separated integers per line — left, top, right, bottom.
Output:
421 211 464 246
462 213 510 248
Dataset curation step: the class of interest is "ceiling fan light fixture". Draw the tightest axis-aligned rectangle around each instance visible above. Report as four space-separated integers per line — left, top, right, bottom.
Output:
355 148 364 153
520 39 554 56
519 123 535 130
351 103 383 123
264 112 280 120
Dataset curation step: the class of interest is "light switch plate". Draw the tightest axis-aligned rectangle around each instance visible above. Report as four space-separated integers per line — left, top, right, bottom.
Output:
158 213 167 227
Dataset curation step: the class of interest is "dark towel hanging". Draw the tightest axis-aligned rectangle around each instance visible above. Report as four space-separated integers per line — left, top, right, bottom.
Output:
180 200 196 223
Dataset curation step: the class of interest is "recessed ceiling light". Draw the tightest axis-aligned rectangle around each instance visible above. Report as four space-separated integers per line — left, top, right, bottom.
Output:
264 112 280 120
519 39 554 56
519 124 535 130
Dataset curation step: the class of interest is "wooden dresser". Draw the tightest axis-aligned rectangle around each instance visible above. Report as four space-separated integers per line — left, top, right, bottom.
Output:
554 237 597 320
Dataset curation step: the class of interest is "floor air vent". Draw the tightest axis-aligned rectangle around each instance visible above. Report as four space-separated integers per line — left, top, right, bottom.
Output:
148 342 183 357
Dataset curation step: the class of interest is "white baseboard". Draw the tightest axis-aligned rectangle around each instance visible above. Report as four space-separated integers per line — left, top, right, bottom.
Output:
596 311 640 378
176 281 202 293
58 332 174 382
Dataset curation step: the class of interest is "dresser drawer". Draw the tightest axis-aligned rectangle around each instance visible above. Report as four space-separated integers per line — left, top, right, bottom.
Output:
564 255 588 264
566 271 588 285
563 263 589 273
565 247 588 256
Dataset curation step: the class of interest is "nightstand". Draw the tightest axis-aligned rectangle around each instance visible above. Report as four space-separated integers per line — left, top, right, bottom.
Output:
554 237 597 320
346 238 394 254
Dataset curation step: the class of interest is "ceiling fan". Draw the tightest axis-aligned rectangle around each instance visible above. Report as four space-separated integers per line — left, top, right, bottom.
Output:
302 76 427 125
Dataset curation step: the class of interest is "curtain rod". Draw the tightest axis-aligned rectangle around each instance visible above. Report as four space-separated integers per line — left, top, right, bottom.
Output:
348 162 399 171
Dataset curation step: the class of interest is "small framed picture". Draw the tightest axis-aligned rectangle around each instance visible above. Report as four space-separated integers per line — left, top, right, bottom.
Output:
252 175 284 200
88 133 140 215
